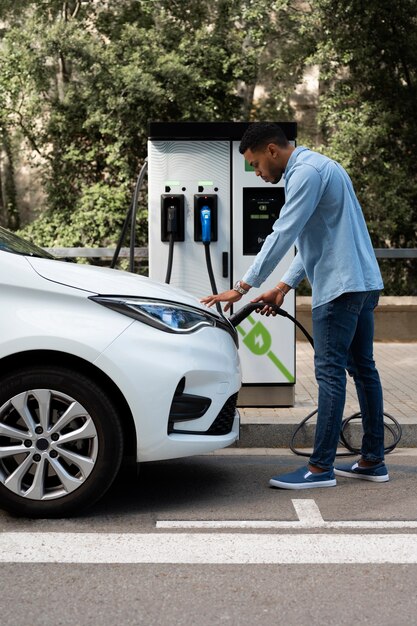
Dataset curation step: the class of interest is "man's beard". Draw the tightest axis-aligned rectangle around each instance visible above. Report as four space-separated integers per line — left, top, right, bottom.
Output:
272 171 283 184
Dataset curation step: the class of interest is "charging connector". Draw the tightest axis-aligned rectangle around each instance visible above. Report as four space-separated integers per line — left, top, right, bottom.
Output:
198 205 223 316
167 205 178 235
194 194 217 242
161 195 184 242
200 206 211 243
161 194 184 284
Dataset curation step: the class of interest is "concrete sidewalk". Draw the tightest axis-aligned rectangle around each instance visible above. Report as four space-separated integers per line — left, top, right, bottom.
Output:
237 342 417 448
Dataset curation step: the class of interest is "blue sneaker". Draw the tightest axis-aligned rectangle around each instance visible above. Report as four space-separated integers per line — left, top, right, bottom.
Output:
334 461 389 482
269 466 336 490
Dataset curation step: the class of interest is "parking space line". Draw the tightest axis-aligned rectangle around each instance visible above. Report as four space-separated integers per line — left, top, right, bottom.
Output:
292 499 324 524
156 498 417 529
2 531 417 563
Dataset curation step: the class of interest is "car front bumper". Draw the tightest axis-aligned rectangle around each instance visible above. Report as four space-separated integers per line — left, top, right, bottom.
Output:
93 318 241 462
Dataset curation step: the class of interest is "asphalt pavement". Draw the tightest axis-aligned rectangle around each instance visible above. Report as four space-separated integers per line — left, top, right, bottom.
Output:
1 341 416 626
1 449 417 626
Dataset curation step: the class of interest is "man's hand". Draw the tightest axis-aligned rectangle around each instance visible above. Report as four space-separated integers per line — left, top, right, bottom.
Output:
200 289 242 313
251 288 285 316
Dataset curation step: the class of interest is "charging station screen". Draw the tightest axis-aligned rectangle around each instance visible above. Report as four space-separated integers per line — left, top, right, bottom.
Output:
242 188 285 255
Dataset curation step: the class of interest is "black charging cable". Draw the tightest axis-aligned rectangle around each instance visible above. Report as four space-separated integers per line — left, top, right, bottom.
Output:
203 242 223 317
229 302 402 456
164 205 179 284
111 158 148 271
200 206 223 317
229 301 313 343
165 233 174 284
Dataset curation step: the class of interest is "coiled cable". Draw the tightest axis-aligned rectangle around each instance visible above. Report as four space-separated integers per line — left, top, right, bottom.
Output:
229 302 402 456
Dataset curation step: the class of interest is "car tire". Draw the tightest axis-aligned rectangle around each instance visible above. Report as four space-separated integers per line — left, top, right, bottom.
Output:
0 366 124 518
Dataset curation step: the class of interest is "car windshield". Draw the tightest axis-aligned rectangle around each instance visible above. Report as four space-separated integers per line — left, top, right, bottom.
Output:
0 226 55 259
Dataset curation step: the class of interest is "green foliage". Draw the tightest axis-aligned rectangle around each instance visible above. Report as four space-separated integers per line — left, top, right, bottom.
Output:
0 0 255 247
0 0 416 293
314 0 417 293
21 181 132 247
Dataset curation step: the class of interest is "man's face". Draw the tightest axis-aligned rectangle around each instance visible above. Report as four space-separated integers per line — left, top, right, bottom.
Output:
244 144 285 184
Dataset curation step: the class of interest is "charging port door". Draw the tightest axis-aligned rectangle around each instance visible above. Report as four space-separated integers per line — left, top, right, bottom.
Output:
194 194 218 242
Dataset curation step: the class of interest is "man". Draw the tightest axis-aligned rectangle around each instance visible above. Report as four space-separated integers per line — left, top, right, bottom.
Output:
201 122 387 489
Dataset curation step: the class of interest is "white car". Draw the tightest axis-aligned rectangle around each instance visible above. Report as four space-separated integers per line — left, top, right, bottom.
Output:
0 227 240 517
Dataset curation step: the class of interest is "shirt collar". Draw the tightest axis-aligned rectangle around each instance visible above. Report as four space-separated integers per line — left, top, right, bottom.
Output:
284 146 309 178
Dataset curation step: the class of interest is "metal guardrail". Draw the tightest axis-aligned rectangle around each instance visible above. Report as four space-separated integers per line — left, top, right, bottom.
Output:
45 247 417 259
44 247 148 258
44 247 417 296
374 249 417 258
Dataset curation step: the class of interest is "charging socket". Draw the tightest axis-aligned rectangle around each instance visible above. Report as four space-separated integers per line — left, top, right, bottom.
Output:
194 194 218 242
161 194 185 242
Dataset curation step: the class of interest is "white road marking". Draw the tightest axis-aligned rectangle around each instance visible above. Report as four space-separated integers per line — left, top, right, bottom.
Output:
292 499 324 525
156 499 417 529
1 532 417 564
2 500 417 565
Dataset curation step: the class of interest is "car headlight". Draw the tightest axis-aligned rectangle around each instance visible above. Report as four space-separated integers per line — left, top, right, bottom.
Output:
89 296 237 343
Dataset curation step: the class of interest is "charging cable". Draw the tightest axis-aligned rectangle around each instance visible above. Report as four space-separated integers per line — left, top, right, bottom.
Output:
229 302 402 456
164 205 178 284
201 206 223 316
111 158 148 271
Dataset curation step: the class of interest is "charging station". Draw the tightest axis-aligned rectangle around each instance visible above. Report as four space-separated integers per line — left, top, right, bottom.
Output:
148 122 297 407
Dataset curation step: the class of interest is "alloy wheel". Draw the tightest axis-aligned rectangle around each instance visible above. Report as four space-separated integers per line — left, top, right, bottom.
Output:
0 388 98 501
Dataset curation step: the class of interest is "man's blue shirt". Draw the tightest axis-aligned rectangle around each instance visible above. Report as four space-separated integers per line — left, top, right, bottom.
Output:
242 146 383 309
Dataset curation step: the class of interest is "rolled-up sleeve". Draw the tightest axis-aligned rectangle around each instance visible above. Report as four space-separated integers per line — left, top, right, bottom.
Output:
242 164 323 288
280 252 306 288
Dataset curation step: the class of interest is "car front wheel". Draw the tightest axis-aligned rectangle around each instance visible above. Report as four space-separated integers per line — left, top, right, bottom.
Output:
0 366 124 517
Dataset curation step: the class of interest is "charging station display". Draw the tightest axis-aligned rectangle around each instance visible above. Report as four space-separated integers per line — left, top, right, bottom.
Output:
243 188 285 255
148 122 297 407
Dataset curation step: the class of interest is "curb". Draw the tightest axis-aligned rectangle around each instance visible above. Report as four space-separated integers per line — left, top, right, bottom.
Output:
234 420 416 449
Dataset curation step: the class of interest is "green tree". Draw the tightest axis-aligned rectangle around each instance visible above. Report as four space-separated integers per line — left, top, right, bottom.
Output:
0 0 316 251
314 0 417 293
1 1 416 295
0 1 244 248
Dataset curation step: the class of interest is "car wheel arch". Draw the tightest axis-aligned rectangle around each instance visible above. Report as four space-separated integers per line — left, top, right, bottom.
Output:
0 349 137 461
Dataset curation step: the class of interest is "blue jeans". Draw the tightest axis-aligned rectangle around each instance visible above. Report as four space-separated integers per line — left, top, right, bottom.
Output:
309 290 384 470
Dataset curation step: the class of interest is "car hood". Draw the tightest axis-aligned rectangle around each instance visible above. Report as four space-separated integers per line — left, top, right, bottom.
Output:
27 257 209 311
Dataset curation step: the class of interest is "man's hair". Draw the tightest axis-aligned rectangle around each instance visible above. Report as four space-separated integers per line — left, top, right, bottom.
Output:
239 123 289 154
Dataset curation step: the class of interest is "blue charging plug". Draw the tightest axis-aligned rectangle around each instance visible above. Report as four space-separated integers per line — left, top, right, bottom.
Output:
200 206 211 243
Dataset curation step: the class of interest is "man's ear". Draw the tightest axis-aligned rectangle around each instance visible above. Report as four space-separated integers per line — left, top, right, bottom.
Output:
266 143 279 159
